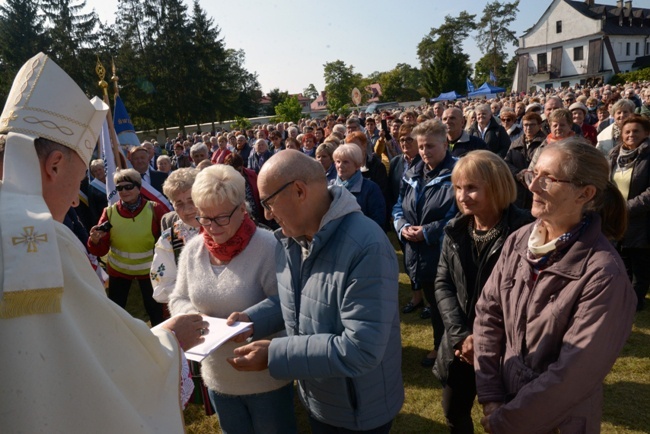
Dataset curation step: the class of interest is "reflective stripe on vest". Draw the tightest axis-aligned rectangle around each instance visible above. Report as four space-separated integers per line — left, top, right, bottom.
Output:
107 201 156 276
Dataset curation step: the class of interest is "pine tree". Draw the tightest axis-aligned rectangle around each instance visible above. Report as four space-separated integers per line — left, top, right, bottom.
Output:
0 0 47 102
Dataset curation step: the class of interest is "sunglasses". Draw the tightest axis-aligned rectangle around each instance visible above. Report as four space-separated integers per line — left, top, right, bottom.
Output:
116 184 137 192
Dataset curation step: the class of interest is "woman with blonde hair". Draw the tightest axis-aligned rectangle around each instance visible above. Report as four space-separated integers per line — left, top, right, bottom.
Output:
169 165 296 433
434 151 532 433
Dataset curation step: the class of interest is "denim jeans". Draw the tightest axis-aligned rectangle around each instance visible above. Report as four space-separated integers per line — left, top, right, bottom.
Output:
208 382 297 434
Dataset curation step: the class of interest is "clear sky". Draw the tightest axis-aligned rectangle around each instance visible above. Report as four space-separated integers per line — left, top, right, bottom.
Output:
27 0 632 94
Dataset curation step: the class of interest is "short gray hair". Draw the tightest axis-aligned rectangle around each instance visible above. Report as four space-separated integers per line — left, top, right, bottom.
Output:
190 142 209 157
611 99 635 115
333 143 363 167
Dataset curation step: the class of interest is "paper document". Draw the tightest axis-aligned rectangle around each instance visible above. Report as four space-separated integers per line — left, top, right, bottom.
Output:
155 315 252 362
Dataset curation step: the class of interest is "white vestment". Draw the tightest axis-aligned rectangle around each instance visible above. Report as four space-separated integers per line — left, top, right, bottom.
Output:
0 220 185 433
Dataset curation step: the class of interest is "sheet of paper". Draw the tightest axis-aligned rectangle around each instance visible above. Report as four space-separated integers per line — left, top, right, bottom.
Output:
154 315 252 362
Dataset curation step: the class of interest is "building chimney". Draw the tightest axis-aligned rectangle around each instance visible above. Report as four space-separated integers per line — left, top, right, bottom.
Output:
625 1 632 11
617 0 623 7
585 0 594 6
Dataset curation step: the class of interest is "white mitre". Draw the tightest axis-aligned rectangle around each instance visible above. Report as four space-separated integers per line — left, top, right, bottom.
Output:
0 52 108 318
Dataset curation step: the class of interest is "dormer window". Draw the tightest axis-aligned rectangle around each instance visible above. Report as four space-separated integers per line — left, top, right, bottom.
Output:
556 20 562 33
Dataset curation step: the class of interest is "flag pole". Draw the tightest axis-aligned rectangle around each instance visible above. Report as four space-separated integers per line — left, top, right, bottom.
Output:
96 56 126 169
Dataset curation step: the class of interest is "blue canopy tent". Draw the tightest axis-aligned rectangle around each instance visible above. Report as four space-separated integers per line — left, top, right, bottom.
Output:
467 81 506 98
467 82 506 98
430 91 464 102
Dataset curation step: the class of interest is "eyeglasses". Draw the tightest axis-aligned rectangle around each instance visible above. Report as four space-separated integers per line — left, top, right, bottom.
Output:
522 170 572 191
564 98 575 103
399 137 414 144
195 204 239 227
260 181 295 212
116 184 137 192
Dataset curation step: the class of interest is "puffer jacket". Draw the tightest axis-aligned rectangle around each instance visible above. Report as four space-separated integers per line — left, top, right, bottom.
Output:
608 141 650 248
474 213 636 434
246 186 404 431
433 205 533 385
392 153 457 284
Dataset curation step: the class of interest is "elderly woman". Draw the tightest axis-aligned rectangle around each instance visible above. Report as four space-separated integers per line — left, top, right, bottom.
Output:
474 139 636 434
570 102 597 145
211 135 231 164
248 139 272 174
392 119 457 367
499 108 522 143
434 151 533 433
333 144 386 228
150 168 201 303
608 115 650 311
169 165 296 434
156 155 172 174
468 104 510 157
597 99 635 155
544 108 575 145
316 143 336 183
301 133 317 157
172 141 192 169
190 143 210 167
88 168 167 326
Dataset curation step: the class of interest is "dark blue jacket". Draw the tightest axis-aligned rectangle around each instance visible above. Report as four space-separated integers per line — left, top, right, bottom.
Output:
392 152 457 283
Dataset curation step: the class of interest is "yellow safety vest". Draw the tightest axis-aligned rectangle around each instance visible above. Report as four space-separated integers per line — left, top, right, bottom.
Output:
106 202 156 276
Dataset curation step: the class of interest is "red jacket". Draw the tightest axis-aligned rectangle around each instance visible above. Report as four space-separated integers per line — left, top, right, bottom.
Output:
87 199 167 279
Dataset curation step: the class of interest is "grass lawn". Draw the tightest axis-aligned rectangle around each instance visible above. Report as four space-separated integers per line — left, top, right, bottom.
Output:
124 233 650 433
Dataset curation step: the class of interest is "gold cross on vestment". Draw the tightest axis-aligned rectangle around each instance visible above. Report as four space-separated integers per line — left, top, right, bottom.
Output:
12 226 48 253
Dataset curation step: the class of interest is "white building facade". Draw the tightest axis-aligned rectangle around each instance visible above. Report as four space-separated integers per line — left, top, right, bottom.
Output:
513 0 650 92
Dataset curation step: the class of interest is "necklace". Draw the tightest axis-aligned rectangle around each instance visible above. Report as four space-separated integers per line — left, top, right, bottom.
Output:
468 218 503 256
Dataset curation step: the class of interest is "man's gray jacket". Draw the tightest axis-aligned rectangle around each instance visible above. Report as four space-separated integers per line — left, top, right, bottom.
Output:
246 185 404 431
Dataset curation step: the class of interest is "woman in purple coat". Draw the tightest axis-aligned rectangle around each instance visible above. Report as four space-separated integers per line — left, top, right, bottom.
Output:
474 139 636 434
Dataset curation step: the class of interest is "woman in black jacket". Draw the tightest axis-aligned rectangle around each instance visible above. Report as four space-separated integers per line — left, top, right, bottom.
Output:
608 114 650 311
433 150 533 433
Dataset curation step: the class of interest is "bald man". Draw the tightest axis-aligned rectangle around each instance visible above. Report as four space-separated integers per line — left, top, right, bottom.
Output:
226 151 404 433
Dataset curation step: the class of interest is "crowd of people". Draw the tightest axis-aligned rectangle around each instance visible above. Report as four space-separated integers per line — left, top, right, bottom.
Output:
0 52 645 434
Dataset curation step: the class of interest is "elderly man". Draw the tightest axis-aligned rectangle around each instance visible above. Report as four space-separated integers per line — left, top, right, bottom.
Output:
541 96 582 136
0 52 208 433
234 134 252 167
442 107 487 157
433 102 445 119
129 145 168 195
88 158 108 227
226 151 404 433
141 140 157 169
467 104 510 157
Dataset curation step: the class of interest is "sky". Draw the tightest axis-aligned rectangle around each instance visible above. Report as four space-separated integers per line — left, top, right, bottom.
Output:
23 0 642 94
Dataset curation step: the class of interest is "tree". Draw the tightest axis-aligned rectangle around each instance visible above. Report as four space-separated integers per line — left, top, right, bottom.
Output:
0 0 47 102
417 12 475 97
265 88 289 116
417 11 476 67
273 96 303 124
376 63 425 102
303 83 319 100
423 36 472 98
323 60 362 112
475 1 520 86
40 0 99 93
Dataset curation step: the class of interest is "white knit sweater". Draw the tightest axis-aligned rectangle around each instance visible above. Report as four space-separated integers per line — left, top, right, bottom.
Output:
169 228 289 395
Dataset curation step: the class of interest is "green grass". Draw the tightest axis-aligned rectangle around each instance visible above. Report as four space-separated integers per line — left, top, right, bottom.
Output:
123 234 650 434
